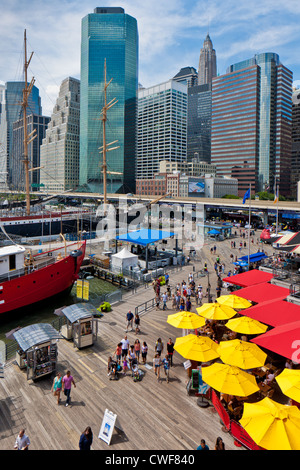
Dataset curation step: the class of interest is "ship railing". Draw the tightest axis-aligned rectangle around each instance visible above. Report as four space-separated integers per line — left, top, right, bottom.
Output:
0 258 56 283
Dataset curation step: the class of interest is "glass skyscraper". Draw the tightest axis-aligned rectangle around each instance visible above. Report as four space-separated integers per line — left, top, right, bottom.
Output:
212 53 292 196
80 7 138 194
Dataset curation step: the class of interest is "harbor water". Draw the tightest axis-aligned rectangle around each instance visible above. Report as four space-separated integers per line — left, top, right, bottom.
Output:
0 277 117 345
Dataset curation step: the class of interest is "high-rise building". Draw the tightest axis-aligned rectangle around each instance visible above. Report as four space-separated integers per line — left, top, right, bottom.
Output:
173 67 198 88
187 83 212 163
186 34 217 164
137 80 187 180
80 7 138 194
211 53 293 197
0 81 42 190
292 89 300 200
12 114 50 191
198 33 217 86
40 77 80 192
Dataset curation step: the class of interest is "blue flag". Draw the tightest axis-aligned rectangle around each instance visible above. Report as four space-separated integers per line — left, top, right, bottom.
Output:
243 188 250 204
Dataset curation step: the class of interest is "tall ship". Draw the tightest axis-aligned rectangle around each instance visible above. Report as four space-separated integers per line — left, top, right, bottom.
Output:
0 31 86 316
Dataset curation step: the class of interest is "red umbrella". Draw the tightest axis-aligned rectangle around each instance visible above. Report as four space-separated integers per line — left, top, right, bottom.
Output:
251 321 300 362
244 300 300 328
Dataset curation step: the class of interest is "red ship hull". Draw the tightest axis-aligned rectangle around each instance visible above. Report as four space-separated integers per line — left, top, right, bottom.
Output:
0 241 86 315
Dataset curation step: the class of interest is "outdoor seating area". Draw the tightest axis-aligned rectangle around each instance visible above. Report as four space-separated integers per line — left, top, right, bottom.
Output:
166 283 300 450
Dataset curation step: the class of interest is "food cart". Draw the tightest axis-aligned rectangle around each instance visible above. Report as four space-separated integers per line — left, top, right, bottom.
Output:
13 323 62 381
60 303 98 349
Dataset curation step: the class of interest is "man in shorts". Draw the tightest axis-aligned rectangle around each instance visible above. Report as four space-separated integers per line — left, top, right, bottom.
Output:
121 335 130 359
126 310 134 331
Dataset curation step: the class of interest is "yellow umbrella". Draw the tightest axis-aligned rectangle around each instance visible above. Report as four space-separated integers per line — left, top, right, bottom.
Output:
240 397 300 450
196 303 237 320
174 334 220 362
225 316 268 335
217 294 252 309
276 369 300 403
217 339 267 370
167 311 206 330
201 363 259 397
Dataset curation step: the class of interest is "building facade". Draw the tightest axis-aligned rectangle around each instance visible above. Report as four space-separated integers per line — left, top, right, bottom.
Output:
137 80 187 180
80 7 138 194
12 114 50 191
292 89 300 200
159 159 216 176
0 81 42 190
187 83 212 163
198 33 217 86
211 53 293 197
173 67 198 88
40 77 80 192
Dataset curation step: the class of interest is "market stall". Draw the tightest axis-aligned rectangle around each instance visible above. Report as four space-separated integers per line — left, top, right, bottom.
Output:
13 323 62 381
61 303 98 349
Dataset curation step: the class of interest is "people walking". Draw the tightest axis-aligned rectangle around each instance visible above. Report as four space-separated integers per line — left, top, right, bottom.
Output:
167 338 174 366
153 353 162 381
162 292 168 310
141 341 148 364
162 354 170 383
215 436 225 450
134 339 141 363
121 335 130 359
51 372 62 405
155 338 164 356
134 313 140 334
62 370 76 407
114 343 122 365
14 429 30 450
79 426 93 450
197 439 209 450
126 310 134 331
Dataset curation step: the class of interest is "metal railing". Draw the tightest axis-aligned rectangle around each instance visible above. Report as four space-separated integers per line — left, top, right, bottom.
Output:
135 298 156 317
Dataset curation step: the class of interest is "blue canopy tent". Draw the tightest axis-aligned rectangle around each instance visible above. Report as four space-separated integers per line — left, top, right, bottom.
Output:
238 252 268 263
116 229 176 271
207 229 221 236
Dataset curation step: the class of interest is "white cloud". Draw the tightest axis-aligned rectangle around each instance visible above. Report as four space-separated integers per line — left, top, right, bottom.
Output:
0 0 299 114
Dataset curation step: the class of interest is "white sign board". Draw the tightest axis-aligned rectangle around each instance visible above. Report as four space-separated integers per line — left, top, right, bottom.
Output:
98 409 117 445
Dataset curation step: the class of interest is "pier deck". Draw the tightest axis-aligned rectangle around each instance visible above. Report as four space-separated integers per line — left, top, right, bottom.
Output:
0 236 273 451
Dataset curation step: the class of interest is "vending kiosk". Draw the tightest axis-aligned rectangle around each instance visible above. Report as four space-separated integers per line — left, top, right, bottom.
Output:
13 323 62 381
61 303 98 349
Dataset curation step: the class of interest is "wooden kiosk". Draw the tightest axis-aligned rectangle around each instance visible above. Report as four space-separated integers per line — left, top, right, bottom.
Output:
61 303 98 349
13 323 62 381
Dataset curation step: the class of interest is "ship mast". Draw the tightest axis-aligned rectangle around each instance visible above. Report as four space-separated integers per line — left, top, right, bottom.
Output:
99 59 119 205
22 29 37 216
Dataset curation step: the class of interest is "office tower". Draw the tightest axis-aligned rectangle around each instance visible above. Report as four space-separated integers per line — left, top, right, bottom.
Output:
40 77 80 192
187 83 212 163
186 34 217 164
198 33 217 86
137 80 187 180
12 114 50 191
80 7 138 194
291 89 300 200
211 53 293 196
0 81 42 190
173 67 198 88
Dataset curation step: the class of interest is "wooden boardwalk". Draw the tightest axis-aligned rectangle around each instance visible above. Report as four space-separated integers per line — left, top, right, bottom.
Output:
0 236 273 451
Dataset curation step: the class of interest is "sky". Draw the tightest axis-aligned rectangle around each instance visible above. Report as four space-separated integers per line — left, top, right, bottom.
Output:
0 0 300 116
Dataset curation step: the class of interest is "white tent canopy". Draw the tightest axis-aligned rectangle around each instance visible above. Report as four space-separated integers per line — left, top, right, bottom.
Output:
111 247 139 272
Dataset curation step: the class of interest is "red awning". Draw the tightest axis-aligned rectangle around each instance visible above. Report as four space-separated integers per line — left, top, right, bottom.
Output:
231 283 289 303
223 269 273 288
243 299 300 327
251 320 300 361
